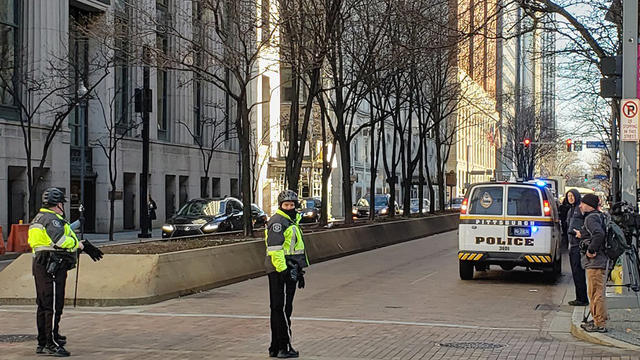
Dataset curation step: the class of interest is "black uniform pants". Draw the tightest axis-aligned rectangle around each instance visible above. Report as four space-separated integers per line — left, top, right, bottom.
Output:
268 271 296 352
33 256 68 347
569 246 589 303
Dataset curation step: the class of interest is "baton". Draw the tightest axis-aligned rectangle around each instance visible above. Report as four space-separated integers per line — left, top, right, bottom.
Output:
73 204 85 308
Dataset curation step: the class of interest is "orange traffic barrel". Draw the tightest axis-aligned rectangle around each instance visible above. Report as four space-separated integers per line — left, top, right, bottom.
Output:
7 224 30 253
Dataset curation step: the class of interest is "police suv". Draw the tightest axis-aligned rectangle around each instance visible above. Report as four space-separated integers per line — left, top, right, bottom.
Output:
458 180 562 280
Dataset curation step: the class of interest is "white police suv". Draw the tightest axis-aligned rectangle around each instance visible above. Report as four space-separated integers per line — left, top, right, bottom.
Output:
458 180 562 280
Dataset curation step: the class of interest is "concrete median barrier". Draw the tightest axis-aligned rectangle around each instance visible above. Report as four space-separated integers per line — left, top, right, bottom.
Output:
0 214 458 306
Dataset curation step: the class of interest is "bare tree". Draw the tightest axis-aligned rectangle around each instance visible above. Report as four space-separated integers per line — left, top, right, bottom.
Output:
0 14 113 218
92 90 140 241
131 0 279 235
178 100 231 197
279 0 327 193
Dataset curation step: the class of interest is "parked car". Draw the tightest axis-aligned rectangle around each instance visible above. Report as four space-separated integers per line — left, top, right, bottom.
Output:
450 197 464 210
352 194 401 218
300 197 322 223
162 197 268 238
410 198 430 214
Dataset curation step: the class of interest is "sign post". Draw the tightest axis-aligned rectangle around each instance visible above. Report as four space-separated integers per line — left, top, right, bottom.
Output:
620 99 639 141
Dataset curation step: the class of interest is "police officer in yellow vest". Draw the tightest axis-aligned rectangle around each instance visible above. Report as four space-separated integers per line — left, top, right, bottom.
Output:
28 187 103 357
265 190 309 358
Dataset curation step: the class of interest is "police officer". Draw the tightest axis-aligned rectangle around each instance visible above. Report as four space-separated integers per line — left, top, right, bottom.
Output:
265 190 308 358
28 187 103 356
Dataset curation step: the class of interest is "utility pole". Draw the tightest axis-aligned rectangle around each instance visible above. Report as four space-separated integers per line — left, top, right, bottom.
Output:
611 0 638 306
620 0 638 206
138 47 152 239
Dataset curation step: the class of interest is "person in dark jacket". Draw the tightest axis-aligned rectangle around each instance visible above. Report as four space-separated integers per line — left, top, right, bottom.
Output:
558 196 571 250
564 189 588 306
574 193 608 333
148 195 157 232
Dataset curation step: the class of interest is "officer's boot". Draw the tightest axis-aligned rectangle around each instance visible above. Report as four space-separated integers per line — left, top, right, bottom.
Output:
54 333 67 346
277 345 299 358
46 344 71 357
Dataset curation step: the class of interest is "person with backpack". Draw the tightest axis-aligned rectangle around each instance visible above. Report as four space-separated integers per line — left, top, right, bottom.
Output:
564 189 588 306
574 193 608 333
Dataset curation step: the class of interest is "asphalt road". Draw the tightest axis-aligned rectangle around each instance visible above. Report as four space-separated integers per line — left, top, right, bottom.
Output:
0 230 638 359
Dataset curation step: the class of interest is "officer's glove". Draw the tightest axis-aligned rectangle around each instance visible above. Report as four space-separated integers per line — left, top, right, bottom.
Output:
285 260 298 283
297 273 305 289
81 240 104 262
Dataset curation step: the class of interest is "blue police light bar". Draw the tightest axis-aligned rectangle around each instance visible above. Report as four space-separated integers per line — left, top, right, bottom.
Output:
535 180 546 187
531 226 539 233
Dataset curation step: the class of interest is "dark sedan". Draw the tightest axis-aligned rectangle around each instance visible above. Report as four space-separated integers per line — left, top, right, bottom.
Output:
352 194 400 218
162 197 268 238
300 197 321 223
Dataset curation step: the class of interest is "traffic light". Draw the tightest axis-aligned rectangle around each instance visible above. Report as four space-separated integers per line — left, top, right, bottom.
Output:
600 56 622 99
584 174 588 182
523 138 531 147
566 139 572 152
574 140 583 151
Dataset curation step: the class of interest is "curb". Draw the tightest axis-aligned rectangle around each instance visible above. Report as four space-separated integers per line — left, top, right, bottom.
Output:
570 306 640 351
0 252 21 261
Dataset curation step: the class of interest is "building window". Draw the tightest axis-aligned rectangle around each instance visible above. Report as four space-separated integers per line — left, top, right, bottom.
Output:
212 177 221 198
114 6 130 134
261 0 270 40
262 75 270 145
0 0 19 110
156 0 169 140
230 178 239 197
280 66 293 102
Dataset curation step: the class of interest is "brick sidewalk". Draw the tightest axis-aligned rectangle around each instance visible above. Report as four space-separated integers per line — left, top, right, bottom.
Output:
1 231 638 359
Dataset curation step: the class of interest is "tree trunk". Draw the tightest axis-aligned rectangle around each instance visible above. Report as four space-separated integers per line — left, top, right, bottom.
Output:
237 98 253 237
338 134 353 224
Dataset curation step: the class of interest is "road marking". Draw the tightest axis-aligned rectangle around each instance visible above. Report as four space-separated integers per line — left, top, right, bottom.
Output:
409 272 438 285
0 308 539 332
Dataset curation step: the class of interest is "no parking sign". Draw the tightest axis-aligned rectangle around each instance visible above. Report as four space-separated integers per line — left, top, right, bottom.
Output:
621 99 639 141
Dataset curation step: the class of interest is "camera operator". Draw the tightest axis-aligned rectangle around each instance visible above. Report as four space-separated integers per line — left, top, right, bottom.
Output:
573 194 608 333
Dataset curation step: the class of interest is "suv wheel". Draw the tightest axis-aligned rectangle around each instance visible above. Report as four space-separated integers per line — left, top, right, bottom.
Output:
459 260 474 280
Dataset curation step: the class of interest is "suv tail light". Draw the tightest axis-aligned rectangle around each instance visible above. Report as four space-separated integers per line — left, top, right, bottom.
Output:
460 198 469 214
543 200 551 216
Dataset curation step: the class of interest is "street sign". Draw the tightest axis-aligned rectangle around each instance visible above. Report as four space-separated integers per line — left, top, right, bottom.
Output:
593 174 609 180
620 99 639 141
586 141 607 148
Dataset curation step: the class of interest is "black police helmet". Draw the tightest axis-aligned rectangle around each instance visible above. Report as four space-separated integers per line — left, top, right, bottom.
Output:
278 190 299 206
42 187 67 207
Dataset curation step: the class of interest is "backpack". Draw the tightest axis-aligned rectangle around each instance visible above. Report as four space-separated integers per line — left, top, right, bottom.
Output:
587 213 629 261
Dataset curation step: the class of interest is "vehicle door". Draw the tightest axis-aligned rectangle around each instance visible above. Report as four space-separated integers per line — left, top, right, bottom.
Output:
504 185 550 254
227 200 243 230
459 185 506 252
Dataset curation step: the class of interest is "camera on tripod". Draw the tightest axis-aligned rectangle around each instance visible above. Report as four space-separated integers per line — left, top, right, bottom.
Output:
610 201 640 246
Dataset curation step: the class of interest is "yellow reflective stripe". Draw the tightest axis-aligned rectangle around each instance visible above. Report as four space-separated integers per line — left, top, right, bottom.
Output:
458 253 464 259
461 253 469 260
474 254 483 260
540 256 548 263
525 255 533 262
469 253 476 260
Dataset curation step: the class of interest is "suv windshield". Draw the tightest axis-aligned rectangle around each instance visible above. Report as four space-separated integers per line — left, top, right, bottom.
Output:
304 199 319 208
507 187 541 216
356 195 388 207
177 200 224 216
468 187 503 215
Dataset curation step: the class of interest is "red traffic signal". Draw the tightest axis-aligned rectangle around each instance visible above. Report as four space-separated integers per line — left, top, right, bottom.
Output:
523 138 531 147
566 139 572 152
